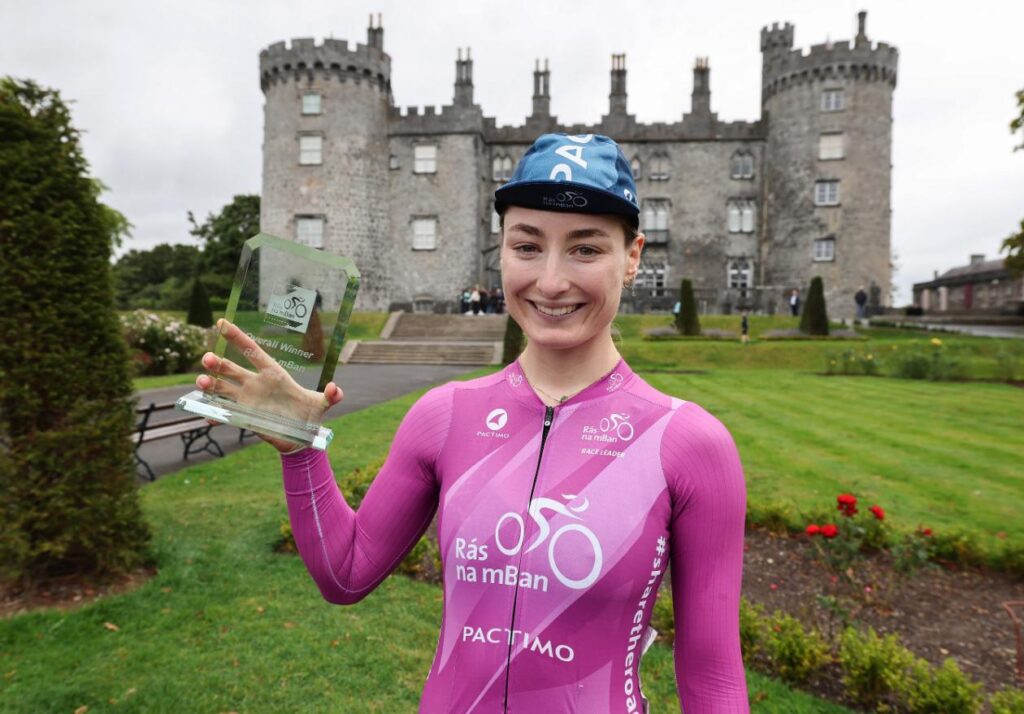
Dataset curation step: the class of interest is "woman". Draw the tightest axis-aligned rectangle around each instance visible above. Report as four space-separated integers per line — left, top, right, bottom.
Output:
197 134 749 713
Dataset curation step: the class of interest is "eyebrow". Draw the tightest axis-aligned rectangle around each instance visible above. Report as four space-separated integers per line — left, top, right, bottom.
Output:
506 223 612 240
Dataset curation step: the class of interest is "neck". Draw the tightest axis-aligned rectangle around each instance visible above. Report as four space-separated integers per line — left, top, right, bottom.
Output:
518 332 621 404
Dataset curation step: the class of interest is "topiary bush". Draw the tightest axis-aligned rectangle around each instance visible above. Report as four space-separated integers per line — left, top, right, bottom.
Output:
186 276 214 327
799 276 830 336
0 77 151 585
502 315 524 365
675 278 701 335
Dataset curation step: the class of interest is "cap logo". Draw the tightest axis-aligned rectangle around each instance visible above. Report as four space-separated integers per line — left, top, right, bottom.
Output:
543 190 588 209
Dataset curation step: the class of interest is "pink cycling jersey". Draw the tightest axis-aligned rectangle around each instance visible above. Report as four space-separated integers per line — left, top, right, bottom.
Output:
281 358 749 713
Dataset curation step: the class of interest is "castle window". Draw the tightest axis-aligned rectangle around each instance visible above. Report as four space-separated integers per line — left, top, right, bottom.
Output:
490 205 500 234
492 155 513 182
727 200 756 233
649 152 670 181
389 154 400 170
635 262 667 297
295 216 324 249
819 133 844 160
299 135 323 165
302 92 322 115
414 145 437 174
814 180 840 206
642 199 670 244
730 151 754 179
728 258 752 294
630 156 642 180
814 237 836 262
821 88 845 112
412 217 438 250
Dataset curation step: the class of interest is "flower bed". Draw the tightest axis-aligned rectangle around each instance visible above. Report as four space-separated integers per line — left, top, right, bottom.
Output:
120 309 208 376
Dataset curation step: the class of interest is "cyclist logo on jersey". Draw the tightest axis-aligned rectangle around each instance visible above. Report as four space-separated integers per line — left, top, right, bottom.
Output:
266 284 316 334
495 493 603 590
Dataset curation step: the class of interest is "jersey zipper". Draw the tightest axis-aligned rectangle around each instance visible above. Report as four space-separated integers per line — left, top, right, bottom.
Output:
502 404 555 713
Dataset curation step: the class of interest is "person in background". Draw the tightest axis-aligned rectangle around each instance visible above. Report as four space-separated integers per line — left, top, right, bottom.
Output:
740 309 750 345
789 288 800 317
855 285 868 320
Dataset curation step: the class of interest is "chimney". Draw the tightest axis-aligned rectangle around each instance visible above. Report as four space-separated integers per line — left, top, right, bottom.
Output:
532 58 551 117
969 254 985 266
691 57 711 116
367 13 384 50
609 54 627 115
454 47 474 105
855 10 868 48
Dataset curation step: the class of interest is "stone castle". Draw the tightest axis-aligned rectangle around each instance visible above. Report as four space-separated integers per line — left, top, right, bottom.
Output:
259 11 897 317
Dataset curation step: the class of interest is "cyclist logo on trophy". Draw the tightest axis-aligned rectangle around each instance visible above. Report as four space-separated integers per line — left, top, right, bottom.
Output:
266 284 316 333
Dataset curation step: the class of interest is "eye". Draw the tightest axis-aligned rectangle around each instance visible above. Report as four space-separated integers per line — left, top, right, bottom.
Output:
512 244 539 255
574 245 601 257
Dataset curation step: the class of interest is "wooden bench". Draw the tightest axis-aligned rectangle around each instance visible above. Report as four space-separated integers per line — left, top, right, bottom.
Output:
132 401 224 481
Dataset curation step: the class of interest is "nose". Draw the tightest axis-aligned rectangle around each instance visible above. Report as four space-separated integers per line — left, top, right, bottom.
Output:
535 253 571 297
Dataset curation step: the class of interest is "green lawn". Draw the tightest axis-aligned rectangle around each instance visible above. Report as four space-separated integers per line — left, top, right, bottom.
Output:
1 381 853 713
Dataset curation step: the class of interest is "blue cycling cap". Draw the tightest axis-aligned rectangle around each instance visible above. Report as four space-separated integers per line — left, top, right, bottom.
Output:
494 133 639 221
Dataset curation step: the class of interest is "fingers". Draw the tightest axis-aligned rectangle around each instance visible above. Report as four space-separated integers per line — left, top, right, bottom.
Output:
216 318 277 371
201 352 253 384
196 371 241 401
324 382 345 407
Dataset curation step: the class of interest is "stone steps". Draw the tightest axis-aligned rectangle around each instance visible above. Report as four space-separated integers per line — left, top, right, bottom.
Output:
347 341 497 365
389 313 507 341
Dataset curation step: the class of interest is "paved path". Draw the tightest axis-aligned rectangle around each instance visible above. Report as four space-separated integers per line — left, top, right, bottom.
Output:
135 363 480 482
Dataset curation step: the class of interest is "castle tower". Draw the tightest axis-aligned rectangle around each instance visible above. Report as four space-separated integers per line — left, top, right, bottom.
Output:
760 12 898 316
532 58 551 117
259 14 393 310
609 54 627 115
453 48 473 106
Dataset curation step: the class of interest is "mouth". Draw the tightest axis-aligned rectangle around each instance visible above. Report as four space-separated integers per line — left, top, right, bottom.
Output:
529 301 584 318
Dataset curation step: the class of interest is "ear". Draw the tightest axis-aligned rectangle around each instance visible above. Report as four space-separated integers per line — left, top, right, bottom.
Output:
627 234 645 276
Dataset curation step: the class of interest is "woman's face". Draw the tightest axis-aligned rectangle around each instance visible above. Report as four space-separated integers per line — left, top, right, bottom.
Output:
500 206 643 353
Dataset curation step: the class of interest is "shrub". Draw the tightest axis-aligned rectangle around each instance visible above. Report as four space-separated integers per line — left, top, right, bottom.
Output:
762 610 831 684
0 78 150 584
650 586 675 645
502 315 525 365
899 657 983 714
120 310 208 375
799 276 830 336
991 687 1024 714
675 279 701 336
839 626 916 710
186 276 214 327
739 597 767 665
746 500 797 535
994 347 1021 381
825 348 879 376
890 339 965 381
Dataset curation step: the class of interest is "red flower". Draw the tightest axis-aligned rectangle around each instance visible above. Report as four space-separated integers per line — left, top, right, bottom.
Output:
805 524 821 536
869 505 885 521
919 527 933 537
821 524 839 538
837 493 858 518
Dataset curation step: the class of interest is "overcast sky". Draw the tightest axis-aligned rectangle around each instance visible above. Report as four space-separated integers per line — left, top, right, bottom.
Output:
3 0 1022 304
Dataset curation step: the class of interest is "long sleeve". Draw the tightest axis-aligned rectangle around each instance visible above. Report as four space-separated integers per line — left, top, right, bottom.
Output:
662 402 749 713
280 384 454 604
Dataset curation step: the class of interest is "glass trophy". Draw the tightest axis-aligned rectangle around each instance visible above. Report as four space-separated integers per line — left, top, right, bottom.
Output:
176 233 359 450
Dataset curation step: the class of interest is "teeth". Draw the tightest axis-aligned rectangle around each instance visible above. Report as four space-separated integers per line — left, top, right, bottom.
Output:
535 303 579 317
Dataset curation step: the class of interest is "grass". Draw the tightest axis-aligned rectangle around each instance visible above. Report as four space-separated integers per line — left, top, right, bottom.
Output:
1 381 853 713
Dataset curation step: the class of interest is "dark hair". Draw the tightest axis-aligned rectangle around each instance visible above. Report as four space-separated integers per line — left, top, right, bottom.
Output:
499 211 640 247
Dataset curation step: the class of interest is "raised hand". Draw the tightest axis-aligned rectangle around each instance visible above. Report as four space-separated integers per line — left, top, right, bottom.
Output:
195 318 344 453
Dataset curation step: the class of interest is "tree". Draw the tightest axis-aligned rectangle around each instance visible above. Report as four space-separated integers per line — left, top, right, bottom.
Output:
111 243 202 309
799 276 830 336
186 276 214 327
1002 89 1024 274
675 279 701 335
0 78 150 584
502 315 525 365
189 194 260 297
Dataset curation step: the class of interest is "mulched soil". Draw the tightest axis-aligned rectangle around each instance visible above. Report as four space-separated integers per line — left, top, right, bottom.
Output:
0 567 156 620
742 525 1024 695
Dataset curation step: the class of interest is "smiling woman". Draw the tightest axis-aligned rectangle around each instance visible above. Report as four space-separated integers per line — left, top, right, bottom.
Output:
199 133 751 713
